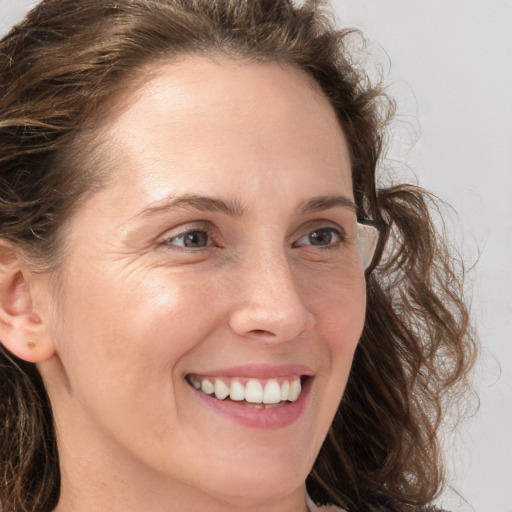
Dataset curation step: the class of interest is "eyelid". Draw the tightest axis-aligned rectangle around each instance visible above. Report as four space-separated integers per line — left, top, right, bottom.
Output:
158 221 218 247
292 224 346 248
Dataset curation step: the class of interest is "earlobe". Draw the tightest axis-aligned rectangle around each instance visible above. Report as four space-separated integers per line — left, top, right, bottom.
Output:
0 240 56 363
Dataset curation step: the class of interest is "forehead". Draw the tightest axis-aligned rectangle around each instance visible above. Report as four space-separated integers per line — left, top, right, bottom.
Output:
88 56 352 209
119 55 339 126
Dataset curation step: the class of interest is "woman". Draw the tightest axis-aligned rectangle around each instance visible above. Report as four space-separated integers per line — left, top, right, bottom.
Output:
0 1 476 511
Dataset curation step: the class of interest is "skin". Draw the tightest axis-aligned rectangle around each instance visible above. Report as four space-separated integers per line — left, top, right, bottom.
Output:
2 57 367 512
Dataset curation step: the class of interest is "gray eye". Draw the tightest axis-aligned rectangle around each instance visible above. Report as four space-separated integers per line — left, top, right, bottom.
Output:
294 227 341 247
309 229 335 245
166 230 209 248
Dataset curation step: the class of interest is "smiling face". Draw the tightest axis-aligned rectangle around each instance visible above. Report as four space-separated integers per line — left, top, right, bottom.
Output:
36 57 368 511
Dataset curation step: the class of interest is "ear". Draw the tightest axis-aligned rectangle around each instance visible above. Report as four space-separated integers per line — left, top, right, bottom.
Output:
0 240 56 363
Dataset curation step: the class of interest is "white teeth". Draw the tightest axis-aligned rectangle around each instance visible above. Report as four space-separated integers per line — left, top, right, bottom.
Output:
245 379 263 403
189 375 306 404
201 378 214 395
189 375 201 389
229 381 245 401
288 379 301 402
262 379 281 404
214 379 230 400
280 380 290 401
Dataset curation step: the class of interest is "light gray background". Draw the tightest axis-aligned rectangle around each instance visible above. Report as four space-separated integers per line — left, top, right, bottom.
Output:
1 1 511 511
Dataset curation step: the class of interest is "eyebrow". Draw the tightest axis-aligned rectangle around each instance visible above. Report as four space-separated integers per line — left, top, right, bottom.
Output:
298 195 357 214
136 193 247 218
135 193 357 219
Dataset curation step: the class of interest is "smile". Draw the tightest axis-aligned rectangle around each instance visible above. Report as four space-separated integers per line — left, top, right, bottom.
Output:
186 374 304 406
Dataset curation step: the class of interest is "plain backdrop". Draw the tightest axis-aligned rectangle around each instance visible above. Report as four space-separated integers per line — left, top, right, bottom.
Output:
1 1 511 511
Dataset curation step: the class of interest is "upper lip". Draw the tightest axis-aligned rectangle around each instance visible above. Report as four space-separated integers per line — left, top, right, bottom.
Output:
186 364 314 379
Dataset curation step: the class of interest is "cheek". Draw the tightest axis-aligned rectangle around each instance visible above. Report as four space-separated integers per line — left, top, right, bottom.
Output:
306 269 367 346
295 271 366 457
52 264 224 400
46 265 229 460
309 271 367 397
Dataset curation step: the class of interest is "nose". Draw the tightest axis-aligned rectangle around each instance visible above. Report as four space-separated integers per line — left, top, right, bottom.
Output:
227 249 314 342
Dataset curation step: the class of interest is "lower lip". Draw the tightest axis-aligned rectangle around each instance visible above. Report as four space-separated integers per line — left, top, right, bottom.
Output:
187 378 312 429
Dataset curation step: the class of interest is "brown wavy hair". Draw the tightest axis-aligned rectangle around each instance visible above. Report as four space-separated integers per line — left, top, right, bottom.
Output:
0 1 476 511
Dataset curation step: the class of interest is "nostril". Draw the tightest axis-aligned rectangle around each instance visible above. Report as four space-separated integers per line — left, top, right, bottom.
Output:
249 329 276 336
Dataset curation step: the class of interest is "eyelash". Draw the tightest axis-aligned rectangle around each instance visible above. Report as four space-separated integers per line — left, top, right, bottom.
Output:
160 223 218 251
292 227 345 249
159 224 346 251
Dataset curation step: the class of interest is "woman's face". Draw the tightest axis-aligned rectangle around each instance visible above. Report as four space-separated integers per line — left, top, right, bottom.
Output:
39 57 367 507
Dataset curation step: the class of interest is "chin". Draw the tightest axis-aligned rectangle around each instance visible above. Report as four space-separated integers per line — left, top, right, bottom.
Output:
196 445 311 504
204 474 303 508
